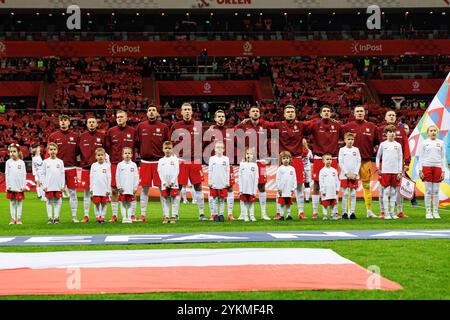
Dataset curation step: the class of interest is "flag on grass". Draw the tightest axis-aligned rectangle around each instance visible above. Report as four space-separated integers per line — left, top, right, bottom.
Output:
0 248 402 296
408 72 450 207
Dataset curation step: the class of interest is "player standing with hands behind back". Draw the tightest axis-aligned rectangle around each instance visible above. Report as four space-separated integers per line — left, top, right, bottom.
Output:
238 148 259 222
90 148 111 224
116 147 139 223
158 141 180 223
376 125 403 220
208 141 230 222
275 151 297 221
319 153 341 220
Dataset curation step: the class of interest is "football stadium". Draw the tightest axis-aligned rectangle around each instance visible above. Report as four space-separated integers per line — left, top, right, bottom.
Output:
0 0 449 305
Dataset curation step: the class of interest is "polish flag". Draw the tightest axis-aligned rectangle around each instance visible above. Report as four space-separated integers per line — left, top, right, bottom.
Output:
0 248 402 296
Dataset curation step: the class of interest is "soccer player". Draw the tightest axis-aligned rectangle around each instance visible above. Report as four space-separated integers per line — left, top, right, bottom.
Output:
303 105 343 219
48 114 79 223
376 125 403 220
158 141 180 223
302 139 313 203
105 110 136 222
204 109 236 221
116 147 140 223
135 105 169 221
338 132 361 219
342 105 379 218
417 125 447 219
31 144 45 201
377 110 411 218
169 103 205 220
5 144 26 225
79 116 105 222
41 143 65 224
234 106 271 220
275 151 297 221
208 141 230 222
90 148 111 224
319 153 341 220
238 148 259 222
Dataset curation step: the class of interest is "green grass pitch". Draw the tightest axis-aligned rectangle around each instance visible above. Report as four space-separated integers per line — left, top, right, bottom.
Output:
0 192 449 300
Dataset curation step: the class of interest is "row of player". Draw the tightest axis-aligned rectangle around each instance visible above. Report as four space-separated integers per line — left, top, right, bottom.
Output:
5 119 446 223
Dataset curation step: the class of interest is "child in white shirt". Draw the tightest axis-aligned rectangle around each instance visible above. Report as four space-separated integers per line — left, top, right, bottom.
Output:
417 125 447 219
338 132 361 219
319 153 341 220
90 148 111 224
41 142 65 224
275 151 297 220
238 148 259 222
116 147 140 223
5 144 26 225
376 125 403 220
158 141 180 223
31 144 45 201
208 142 230 222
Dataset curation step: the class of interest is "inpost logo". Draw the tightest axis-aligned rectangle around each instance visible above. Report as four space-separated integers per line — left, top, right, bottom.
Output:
351 41 382 54
108 42 141 56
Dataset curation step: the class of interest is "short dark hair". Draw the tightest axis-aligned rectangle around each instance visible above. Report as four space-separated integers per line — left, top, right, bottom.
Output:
214 109 225 117
59 114 70 121
384 124 397 133
322 152 333 158
163 141 173 148
320 105 331 113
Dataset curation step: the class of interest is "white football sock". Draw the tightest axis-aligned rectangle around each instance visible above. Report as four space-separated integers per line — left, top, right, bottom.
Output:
312 194 320 214
140 186 149 217
424 182 432 213
286 205 291 217
350 189 357 214
295 185 304 213
181 186 187 202
130 200 136 216
249 202 255 218
101 203 107 218
379 186 385 213
240 200 248 218
389 187 397 216
322 206 328 217
432 182 440 214
54 198 62 219
342 188 349 214
219 198 225 215
227 191 234 215
10 200 16 220
305 187 311 202
68 188 78 218
396 191 404 214
172 195 180 217
16 200 23 219
259 191 266 215
111 201 118 217
383 187 391 216
196 190 205 216
94 203 100 218
46 199 53 219
331 205 338 217
162 197 170 218
83 189 90 217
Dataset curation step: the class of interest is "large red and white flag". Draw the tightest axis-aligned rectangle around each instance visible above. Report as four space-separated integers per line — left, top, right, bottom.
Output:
0 248 402 296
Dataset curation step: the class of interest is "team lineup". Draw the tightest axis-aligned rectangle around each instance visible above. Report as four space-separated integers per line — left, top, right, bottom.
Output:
4 103 447 224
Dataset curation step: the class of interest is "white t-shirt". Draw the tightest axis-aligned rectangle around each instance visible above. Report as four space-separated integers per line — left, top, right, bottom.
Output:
208 155 230 189
90 162 111 196
5 158 27 192
276 165 297 197
116 160 139 195
417 138 446 170
376 140 403 174
319 166 339 201
238 161 259 196
41 158 65 192
338 146 361 180
157 155 180 189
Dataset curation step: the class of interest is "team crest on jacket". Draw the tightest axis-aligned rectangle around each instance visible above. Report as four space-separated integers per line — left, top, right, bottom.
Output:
130 168 134 172
70 137 74 141
366 128 370 132
56 164 60 168
97 138 101 142
223 161 227 166
331 125 335 129
294 125 298 130
18 165 21 169
251 167 255 171
127 134 131 138
170 161 174 165
156 128 160 132
102 169 106 173
353 152 357 156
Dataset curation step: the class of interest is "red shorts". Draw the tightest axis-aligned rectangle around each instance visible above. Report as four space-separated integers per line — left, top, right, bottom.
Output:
257 161 267 184
229 165 235 186
161 188 179 197
81 169 90 190
210 188 228 198
321 199 337 206
422 166 443 183
46 191 62 199
140 162 161 187
178 162 204 185
278 197 293 205
65 168 78 189
239 194 256 202
341 179 359 189
291 157 305 184
92 196 110 204
312 158 338 182
110 164 117 188
118 194 135 202
380 173 401 188
6 191 25 200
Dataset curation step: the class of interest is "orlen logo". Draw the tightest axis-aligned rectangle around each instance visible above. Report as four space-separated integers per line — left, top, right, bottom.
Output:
412 80 420 92
243 41 253 56
351 41 383 54
108 42 141 56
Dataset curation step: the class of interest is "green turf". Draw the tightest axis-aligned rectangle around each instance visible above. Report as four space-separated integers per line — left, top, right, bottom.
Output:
1 193 449 300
